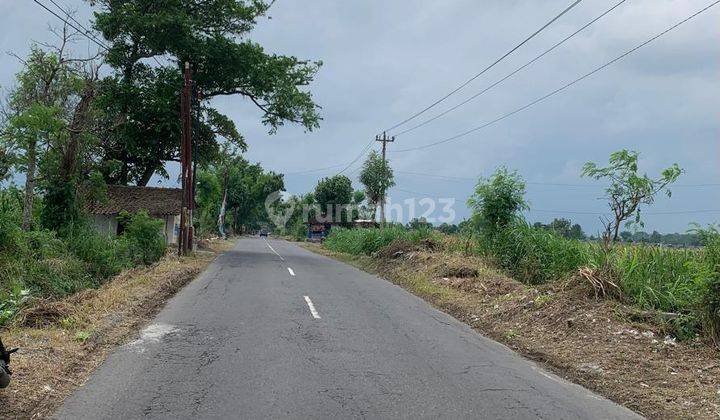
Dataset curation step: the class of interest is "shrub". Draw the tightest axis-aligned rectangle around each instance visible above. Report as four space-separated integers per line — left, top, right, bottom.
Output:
694 226 720 346
0 189 24 254
292 221 307 241
24 256 95 297
479 222 588 284
65 225 131 279
120 211 166 265
467 167 527 236
0 287 30 326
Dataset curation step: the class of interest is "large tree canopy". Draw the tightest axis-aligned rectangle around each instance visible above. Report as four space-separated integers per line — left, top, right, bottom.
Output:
89 0 322 185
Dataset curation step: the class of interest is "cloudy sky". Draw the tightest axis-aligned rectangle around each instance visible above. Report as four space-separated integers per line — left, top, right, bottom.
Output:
2 0 719 234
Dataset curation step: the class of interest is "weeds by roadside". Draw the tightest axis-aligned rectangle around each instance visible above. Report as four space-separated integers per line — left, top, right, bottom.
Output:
1 189 168 327
325 223 720 345
0 238 233 419
323 225 439 256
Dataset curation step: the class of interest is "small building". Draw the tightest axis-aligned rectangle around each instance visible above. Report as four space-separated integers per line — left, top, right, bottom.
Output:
86 186 183 244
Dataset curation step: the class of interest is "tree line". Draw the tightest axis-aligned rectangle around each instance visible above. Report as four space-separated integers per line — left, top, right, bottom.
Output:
0 1 321 233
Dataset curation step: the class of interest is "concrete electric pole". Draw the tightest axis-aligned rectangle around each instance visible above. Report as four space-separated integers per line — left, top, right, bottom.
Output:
375 131 394 226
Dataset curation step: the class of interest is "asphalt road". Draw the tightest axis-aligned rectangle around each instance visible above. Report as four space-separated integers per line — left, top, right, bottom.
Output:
56 238 639 419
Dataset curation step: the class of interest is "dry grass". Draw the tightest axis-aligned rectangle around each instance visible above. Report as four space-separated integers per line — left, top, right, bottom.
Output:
307 243 720 419
0 239 234 419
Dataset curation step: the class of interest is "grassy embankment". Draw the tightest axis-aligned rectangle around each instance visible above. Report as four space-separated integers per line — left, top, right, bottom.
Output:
324 224 720 343
318 225 720 417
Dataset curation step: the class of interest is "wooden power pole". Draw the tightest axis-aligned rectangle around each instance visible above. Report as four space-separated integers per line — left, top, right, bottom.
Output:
375 131 394 226
179 62 194 256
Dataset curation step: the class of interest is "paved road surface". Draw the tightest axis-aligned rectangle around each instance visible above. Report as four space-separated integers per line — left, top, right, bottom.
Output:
56 238 639 419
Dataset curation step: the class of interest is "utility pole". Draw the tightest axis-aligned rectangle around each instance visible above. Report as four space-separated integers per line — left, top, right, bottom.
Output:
375 131 394 226
179 62 194 256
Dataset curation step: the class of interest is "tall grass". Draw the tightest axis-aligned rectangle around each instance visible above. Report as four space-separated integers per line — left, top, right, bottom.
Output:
474 222 720 341
477 222 590 284
324 225 439 256
323 221 720 343
0 193 168 327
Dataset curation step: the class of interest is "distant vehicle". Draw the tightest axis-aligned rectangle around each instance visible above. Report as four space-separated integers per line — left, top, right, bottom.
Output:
259 229 269 237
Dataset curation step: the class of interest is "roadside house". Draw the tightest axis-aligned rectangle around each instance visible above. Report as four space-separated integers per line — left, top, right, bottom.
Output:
86 186 183 244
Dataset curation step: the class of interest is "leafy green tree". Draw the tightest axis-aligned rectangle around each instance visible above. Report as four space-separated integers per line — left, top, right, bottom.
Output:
534 218 586 240
436 223 459 234
314 175 352 222
359 150 394 223
1 33 94 230
90 0 322 185
620 231 633 243
196 155 284 235
407 217 432 230
582 150 682 242
568 223 586 240
467 167 528 236
281 193 316 239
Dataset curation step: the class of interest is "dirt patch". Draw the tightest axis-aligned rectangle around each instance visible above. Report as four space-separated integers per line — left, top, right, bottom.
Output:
376 238 438 259
306 243 720 419
0 239 234 419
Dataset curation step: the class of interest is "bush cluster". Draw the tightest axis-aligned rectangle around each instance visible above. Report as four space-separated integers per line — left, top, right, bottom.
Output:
0 193 167 326
323 225 439 256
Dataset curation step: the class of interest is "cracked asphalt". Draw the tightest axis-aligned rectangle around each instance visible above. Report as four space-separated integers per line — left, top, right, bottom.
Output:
55 238 640 419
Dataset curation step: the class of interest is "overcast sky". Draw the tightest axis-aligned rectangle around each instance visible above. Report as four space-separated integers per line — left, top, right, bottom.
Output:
2 0 719 234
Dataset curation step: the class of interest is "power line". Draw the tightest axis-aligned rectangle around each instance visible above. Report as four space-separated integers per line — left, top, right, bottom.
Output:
382 0 583 134
35 0 165 68
32 0 109 51
45 0 110 50
394 170 720 188
391 0 720 153
285 164 347 175
336 139 375 175
528 209 720 216
394 0 628 137
389 188 720 216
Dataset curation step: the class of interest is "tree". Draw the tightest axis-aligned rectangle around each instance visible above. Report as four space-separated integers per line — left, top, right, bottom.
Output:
2 26 98 230
467 167 527 236
582 150 682 242
359 150 394 223
408 217 432 230
534 218 586 240
90 0 322 185
436 223 459 234
314 175 352 222
196 155 284 235
620 231 633 243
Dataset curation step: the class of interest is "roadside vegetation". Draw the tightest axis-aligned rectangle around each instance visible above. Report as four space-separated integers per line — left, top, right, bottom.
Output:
323 150 720 347
1 1 322 329
0 188 166 327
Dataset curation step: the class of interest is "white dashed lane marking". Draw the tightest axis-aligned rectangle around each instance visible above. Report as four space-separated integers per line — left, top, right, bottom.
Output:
304 296 321 319
287 267 295 276
264 238 284 261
